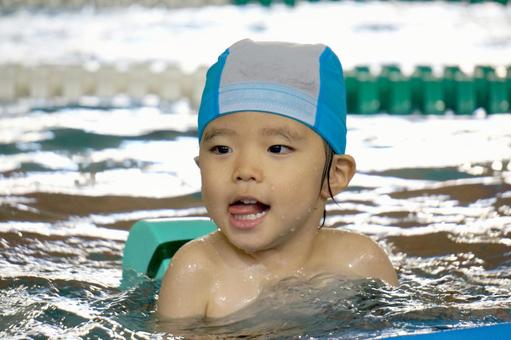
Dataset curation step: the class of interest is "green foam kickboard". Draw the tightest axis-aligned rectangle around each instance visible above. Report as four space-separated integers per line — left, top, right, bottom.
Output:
121 217 217 288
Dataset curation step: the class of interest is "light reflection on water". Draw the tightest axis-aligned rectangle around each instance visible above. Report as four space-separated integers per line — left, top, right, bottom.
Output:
0 103 510 338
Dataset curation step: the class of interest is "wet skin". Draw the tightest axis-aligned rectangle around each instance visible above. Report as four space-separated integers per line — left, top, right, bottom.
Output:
157 111 398 320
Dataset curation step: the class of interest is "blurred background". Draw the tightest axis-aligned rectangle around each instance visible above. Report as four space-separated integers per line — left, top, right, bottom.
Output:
0 0 510 338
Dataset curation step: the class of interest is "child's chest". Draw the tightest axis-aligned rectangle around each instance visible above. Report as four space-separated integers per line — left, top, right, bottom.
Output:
205 267 269 318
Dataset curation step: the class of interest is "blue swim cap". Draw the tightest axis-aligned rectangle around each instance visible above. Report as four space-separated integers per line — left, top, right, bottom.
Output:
197 39 347 154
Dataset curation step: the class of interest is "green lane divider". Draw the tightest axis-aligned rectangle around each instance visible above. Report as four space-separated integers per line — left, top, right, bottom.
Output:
507 66 511 104
455 74 476 115
489 75 509 113
411 65 433 113
1 63 509 115
232 0 509 6
443 66 461 112
1 0 508 10
345 64 510 115
475 65 494 110
355 72 379 115
389 73 412 115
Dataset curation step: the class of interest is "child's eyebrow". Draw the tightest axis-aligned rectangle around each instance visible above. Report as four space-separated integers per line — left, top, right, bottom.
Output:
202 128 237 142
202 126 305 143
260 127 305 142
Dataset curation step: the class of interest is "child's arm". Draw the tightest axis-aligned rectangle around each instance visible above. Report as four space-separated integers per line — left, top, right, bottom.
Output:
156 240 213 319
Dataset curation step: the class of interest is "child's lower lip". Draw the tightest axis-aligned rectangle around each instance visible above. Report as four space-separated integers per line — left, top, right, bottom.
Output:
228 209 269 230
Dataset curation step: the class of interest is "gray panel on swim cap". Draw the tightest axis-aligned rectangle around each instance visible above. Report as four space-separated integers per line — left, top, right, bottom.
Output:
218 39 325 125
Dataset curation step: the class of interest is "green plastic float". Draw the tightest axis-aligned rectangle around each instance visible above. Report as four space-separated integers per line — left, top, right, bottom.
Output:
122 217 217 283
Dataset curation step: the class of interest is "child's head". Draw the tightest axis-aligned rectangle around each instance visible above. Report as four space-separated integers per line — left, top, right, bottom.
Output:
196 39 354 252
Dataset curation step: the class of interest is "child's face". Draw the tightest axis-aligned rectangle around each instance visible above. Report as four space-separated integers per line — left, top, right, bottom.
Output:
198 111 328 254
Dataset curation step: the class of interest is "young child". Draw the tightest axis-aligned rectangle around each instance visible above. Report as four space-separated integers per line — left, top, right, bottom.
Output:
157 39 398 320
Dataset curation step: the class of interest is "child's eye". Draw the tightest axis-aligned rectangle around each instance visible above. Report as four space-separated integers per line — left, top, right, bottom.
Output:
210 145 232 154
268 145 293 154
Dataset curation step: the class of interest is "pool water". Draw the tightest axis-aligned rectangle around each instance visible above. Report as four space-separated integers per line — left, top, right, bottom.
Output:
0 101 510 338
1 1 511 337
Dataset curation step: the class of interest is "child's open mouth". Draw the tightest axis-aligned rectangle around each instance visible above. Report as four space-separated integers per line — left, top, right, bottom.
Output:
228 199 271 229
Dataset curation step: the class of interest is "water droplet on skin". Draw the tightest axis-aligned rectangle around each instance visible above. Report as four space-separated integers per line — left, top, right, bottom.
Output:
186 263 198 271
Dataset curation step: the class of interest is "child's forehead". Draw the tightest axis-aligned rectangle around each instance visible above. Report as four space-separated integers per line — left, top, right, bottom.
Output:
202 111 314 142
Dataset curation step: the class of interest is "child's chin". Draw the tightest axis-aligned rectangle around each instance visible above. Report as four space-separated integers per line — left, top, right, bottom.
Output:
231 237 275 255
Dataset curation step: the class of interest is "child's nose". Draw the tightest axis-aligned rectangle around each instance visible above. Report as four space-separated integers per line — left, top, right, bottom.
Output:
232 153 263 183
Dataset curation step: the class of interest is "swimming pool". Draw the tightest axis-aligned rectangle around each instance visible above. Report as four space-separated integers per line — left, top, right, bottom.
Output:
0 100 509 338
1 1 510 338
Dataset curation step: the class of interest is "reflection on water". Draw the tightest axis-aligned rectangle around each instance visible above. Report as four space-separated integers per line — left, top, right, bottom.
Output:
1 103 510 338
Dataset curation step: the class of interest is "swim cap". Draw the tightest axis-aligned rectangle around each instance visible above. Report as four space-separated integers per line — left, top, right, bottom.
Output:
197 39 347 154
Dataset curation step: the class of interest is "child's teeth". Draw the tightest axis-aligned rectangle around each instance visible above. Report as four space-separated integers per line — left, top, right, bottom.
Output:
241 199 257 204
233 210 267 220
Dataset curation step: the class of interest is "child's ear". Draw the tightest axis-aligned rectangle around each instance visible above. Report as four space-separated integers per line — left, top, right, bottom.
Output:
320 154 356 199
194 156 200 168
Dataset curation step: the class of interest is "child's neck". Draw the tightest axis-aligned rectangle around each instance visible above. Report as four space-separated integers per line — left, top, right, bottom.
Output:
236 222 320 279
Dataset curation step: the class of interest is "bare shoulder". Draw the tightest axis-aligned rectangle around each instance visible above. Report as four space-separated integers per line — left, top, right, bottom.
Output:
157 231 220 319
316 228 398 286
166 232 217 277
